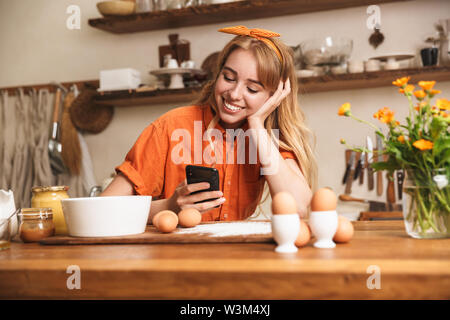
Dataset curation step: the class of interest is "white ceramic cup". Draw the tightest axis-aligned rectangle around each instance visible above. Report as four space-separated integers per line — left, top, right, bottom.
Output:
271 214 300 253
348 61 364 73
364 59 380 72
309 210 338 248
166 58 179 69
181 60 195 69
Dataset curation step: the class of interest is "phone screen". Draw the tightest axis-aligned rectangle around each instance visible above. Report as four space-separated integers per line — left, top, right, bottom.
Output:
185 165 220 204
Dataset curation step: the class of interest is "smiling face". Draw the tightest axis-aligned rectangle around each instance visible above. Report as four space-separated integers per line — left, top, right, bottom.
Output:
214 48 271 129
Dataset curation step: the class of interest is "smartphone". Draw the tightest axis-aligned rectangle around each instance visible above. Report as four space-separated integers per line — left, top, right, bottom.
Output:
185 165 220 204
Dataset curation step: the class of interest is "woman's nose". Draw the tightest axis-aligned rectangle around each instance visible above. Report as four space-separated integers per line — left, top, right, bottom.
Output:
229 83 244 100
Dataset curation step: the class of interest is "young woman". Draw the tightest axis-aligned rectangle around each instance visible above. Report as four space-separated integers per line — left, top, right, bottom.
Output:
102 26 317 222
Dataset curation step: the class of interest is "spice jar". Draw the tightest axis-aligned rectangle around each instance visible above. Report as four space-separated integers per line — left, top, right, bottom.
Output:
31 186 69 235
19 208 55 243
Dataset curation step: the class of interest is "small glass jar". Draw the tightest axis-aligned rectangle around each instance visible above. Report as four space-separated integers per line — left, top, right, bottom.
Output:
31 186 69 235
19 208 55 243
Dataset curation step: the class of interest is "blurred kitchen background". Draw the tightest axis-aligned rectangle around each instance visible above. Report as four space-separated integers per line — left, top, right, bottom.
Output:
0 0 449 218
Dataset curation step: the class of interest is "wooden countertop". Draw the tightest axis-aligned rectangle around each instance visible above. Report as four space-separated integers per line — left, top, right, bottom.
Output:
0 221 449 300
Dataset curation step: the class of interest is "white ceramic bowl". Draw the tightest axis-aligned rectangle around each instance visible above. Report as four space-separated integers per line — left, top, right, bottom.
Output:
61 196 151 237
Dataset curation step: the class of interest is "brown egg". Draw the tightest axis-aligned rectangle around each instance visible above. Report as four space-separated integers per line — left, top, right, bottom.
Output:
155 210 178 233
272 191 297 214
152 210 172 228
310 187 337 212
178 208 202 228
333 215 354 243
295 220 311 247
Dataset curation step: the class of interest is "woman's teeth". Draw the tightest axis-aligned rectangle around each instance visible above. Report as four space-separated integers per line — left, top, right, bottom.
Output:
224 100 243 112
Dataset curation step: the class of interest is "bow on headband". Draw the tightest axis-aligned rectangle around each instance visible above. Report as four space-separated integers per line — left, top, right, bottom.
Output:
218 26 283 62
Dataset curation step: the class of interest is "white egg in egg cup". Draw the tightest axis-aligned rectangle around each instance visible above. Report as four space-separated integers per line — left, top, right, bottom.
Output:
309 210 338 248
271 214 300 253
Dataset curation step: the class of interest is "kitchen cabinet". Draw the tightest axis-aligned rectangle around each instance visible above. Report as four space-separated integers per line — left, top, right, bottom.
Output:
88 0 411 34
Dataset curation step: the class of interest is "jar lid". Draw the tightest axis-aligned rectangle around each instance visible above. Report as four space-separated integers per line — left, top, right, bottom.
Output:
32 186 69 192
19 208 53 220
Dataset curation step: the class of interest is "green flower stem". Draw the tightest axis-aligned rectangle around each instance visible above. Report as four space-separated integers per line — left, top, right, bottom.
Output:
414 188 426 232
435 190 450 213
405 92 415 128
349 114 380 133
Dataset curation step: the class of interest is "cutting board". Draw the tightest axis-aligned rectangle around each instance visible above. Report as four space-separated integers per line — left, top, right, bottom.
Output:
39 221 274 245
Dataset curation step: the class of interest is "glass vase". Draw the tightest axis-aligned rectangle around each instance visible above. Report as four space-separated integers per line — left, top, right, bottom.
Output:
402 168 450 239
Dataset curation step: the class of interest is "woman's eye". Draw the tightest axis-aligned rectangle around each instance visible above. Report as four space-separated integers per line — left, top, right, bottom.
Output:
247 87 258 94
223 73 235 82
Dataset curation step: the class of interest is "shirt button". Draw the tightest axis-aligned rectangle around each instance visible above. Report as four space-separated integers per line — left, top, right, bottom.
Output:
227 181 231 185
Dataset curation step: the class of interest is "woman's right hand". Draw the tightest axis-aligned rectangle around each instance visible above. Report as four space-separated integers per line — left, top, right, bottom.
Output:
168 180 226 213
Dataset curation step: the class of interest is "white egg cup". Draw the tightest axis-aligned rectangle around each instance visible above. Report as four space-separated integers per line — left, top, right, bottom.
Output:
309 210 338 249
271 214 300 253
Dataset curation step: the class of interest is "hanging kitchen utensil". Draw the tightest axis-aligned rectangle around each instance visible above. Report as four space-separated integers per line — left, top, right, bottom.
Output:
366 136 374 191
69 85 114 134
345 151 357 195
48 88 67 175
60 87 81 175
359 151 365 185
342 151 355 185
353 152 363 180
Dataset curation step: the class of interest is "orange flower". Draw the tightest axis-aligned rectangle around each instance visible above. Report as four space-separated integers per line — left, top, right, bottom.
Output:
373 107 395 124
338 102 352 116
436 98 450 110
398 135 405 143
429 89 441 97
413 90 427 100
414 101 427 112
392 77 410 87
398 84 415 94
413 139 434 151
418 80 436 91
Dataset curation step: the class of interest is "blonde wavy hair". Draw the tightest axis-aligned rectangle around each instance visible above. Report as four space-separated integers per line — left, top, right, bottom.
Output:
196 35 318 216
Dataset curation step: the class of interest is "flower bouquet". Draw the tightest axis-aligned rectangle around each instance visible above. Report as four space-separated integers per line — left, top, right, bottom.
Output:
338 78 449 238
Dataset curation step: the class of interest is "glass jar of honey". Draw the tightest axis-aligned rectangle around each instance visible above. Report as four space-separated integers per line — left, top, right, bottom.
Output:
31 186 69 235
19 208 55 243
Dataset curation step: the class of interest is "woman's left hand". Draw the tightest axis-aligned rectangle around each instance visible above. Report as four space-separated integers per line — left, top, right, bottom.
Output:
247 79 291 126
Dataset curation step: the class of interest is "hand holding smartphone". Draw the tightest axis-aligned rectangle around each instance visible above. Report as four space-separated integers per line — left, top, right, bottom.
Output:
185 165 220 205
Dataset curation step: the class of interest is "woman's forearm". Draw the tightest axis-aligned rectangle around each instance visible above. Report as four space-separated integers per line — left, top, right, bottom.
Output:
248 120 312 217
148 198 175 224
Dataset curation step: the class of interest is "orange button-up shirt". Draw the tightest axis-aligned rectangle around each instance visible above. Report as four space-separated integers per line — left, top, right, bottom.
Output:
116 105 295 221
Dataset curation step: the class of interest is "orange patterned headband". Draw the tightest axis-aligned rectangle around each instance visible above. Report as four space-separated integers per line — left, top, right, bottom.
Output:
218 25 283 63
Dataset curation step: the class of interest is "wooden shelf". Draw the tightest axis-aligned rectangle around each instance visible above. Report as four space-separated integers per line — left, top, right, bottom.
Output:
93 66 450 107
88 0 410 34
299 66 450 93
94 87 203 106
